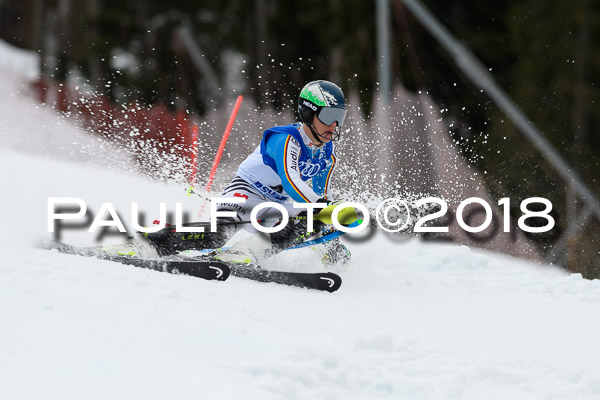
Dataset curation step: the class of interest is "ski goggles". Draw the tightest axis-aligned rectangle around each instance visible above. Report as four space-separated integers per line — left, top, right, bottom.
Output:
317 107 347 127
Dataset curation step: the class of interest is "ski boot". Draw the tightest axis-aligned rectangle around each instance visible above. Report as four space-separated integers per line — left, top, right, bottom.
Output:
101 236 159 258
210 234 272 267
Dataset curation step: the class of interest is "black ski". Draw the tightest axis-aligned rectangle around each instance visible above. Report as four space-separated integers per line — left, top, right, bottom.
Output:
41 240 341 291
228 264 342 292
41 240 230 281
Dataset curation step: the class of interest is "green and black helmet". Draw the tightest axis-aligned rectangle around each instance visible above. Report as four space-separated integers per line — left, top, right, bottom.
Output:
298 80 347 142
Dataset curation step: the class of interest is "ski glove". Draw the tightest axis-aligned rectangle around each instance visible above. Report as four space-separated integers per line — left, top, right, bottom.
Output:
314 200 359 226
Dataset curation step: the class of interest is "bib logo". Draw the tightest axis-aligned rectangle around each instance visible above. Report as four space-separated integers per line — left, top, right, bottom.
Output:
299 160 323 178
303 100 317 111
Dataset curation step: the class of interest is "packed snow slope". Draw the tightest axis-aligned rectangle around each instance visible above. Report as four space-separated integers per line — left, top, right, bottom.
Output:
2 47 600 399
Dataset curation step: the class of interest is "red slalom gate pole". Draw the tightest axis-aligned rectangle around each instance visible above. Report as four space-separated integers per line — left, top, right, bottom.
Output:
205 95 243 193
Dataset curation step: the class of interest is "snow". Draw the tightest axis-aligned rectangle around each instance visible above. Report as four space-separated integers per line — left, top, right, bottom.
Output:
0 40 39 81
1 40 600 400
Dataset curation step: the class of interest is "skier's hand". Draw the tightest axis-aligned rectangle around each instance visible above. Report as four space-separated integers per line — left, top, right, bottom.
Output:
314 200 359 226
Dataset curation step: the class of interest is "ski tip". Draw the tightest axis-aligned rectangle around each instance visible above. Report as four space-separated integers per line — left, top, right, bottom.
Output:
319 272 342 292
206 261 231 281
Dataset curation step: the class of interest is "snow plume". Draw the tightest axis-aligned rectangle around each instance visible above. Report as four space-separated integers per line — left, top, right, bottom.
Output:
41 90 198 184
337 87 478 204
334 87 538 260
24 80 300 190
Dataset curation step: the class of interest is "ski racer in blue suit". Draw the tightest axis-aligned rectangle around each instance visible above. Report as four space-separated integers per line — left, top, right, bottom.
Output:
137 80 353 265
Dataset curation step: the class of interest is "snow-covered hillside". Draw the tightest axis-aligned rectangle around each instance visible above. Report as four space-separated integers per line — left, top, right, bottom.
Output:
1 42 600 400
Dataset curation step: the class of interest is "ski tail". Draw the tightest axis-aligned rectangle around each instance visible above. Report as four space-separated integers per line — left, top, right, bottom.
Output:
228 264 342 292
40 239 230 281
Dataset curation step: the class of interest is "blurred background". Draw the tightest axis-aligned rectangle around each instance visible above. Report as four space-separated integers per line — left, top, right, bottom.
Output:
1 0 599 277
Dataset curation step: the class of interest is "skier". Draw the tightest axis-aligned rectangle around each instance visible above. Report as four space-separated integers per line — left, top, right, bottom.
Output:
107 80 356 266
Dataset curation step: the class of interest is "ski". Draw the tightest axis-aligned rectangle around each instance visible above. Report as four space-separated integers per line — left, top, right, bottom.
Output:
41 240 230 281
41 240 341 291
227 264 342 292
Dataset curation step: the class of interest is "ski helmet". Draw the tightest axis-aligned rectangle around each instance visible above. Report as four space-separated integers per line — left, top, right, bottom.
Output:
298 80 347 137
